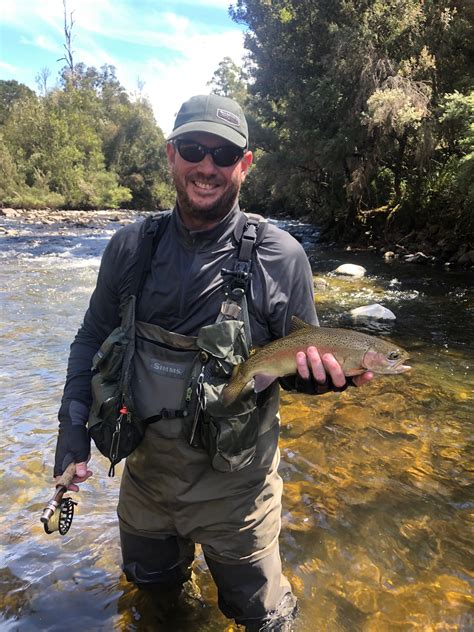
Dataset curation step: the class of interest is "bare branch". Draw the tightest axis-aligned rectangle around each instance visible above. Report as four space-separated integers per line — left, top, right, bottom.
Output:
57 0 76 86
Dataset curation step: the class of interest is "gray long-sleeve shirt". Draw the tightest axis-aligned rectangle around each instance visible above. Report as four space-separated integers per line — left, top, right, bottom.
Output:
62 204 318 408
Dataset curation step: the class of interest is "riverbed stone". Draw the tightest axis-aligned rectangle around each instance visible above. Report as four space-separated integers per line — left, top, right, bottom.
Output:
334 263 367 277
313 277 330 290
0 208 21 218
457 250 474 266
350 304 397 320
0 207 143 230
403 251 433 264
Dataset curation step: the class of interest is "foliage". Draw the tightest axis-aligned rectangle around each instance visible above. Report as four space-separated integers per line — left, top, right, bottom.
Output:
207 57 249 104
425 90 474 235
228 0 474 244
0 80 36 125
3 0 472 251
0 64 173 210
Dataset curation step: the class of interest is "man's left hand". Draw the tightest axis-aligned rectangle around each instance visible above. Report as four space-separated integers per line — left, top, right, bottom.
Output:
296 346 373 388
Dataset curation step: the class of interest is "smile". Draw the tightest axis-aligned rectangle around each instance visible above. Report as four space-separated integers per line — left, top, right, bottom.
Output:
192 179 220 191
194 180 218 190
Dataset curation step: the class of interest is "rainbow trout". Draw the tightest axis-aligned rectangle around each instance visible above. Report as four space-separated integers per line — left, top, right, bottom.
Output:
222 316 411 406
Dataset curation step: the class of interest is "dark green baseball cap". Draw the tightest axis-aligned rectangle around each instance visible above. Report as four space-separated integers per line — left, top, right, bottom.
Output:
167 94 248 148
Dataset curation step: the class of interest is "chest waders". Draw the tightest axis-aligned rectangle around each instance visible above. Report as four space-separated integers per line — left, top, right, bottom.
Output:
87 213 171 476
87 212 268 475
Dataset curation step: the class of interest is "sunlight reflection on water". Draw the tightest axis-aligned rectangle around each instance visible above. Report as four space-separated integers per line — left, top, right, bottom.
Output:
1 218 473 631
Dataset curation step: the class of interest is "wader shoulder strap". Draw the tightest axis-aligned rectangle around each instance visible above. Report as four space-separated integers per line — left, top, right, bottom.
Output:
119 211 172 414
218 213 268 347
130 211 172 300
221 213 267 299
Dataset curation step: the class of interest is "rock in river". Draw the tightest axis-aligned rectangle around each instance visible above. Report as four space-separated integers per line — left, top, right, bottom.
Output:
350 304 396 320
334 263 367 277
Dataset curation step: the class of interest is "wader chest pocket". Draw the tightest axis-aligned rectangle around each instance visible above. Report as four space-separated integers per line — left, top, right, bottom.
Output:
132 323 199 421
89 325 129 425
199 384 259 473
91 328 128 381
88 302 146 474
195 321 259 473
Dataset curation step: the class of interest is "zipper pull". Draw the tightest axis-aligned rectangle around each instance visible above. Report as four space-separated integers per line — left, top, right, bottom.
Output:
108 405 128 477
189 365 207 447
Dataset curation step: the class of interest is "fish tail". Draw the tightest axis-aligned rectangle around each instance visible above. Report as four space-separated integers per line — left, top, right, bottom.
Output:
222 363 247 407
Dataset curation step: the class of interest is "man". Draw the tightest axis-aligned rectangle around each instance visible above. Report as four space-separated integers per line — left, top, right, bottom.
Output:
54 94 372 631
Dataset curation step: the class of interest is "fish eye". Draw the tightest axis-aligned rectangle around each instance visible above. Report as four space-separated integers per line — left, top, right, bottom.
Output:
388 351 400 360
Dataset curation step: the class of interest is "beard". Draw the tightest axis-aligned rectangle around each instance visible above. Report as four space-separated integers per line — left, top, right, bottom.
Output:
171 167 241 226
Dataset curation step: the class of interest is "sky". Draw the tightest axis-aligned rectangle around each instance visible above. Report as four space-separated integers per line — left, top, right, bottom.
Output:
0 0 247 135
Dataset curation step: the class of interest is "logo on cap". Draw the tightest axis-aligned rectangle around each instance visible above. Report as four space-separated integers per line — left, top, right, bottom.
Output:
216 108 240 127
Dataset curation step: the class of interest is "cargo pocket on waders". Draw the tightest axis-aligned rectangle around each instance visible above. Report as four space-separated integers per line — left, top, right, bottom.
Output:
88 296 146 474
131 321 199 427
194 320 259 473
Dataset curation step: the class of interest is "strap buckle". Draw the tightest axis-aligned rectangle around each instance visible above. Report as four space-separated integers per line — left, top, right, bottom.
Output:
220 300 242 319
221 262 251 294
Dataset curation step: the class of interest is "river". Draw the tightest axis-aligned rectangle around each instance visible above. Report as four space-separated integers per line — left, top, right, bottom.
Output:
1 213 472 631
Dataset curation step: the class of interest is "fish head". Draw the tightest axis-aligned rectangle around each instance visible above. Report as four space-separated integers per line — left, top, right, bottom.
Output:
362 343 411 374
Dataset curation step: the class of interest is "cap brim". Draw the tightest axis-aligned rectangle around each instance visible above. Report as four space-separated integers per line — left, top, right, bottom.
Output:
167 121 247 148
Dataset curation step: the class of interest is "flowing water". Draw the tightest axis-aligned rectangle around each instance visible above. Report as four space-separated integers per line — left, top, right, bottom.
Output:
1 214 472 631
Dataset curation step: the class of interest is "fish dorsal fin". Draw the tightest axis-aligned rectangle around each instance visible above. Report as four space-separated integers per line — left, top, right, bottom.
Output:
289 316 313 334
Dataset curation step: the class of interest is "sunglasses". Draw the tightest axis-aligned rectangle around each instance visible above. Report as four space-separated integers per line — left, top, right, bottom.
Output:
174 139 245 168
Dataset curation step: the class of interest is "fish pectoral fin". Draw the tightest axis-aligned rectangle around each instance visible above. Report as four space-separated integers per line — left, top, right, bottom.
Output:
344 367 368 377
254 374 278 393
289 315 313 334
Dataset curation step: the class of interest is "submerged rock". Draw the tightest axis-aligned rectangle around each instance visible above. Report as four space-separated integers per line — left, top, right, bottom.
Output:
334 263 367 277
313 277 330 290
404 251 433 264
457 250 474 266
350 304 396 320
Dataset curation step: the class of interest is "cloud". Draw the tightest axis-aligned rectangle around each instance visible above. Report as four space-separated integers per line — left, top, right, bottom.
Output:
20 35 61 54
1 0 64 33
72 35 120 70
0 61 20 73
66 4 238 53
0 0 247 134
170 0 237 7
66 2 246 134
117 29 246 135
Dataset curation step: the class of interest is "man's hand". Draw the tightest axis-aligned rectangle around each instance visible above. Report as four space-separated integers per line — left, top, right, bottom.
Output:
296 346 374 389
53 400 93 491
54 461 92 492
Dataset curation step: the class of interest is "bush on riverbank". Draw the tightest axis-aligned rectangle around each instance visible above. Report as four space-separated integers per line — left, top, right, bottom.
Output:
0 70 175 211
229 1 473 255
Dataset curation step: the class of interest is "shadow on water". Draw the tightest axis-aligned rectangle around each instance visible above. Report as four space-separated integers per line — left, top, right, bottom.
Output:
1 216 473 631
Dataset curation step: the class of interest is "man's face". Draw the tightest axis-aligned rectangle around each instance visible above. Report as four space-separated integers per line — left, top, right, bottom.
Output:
167 132 252 229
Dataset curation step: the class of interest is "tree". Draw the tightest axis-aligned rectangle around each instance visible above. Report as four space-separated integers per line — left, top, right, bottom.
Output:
58 0 76 87
103 97 174 210
0 84 131 208
0 80 36 124
231 0 474 243
207 57 248 104
35 67 51 96
0 63 173 210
